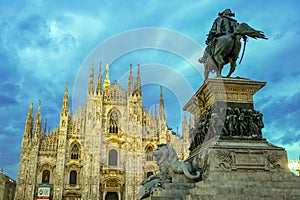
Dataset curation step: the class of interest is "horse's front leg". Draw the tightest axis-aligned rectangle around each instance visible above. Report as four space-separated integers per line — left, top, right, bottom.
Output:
216 63 222 78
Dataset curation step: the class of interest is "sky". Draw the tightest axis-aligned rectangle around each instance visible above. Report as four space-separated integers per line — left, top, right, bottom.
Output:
1 0 300 179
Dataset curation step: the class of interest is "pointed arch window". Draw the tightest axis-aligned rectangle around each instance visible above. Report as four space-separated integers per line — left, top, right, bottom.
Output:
108 149 118 166
145 145 154 161
109 111 119 134
42 170 50 183
71 143 80 160
69 170 77 186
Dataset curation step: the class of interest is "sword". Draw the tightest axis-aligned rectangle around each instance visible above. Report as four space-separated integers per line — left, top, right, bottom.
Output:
239 36 247 64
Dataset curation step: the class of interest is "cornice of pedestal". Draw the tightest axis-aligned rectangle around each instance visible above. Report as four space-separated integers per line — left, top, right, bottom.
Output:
183 78 266 116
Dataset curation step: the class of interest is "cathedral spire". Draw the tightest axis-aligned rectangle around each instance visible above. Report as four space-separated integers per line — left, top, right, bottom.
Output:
96 61 102 95
136 64 141 95
24 100 33 138
43 119 47 138
33 100 42 138
60 82 70 129
62 81 69 112
104 64 110 90
159 85 166 122
128 64 133 95
88 61 95 96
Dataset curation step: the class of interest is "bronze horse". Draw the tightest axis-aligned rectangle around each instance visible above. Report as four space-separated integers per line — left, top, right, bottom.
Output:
199 23 267 80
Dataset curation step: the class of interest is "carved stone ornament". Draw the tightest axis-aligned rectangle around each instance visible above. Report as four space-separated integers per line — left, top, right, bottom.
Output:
216 150 233 169
266 152 283 169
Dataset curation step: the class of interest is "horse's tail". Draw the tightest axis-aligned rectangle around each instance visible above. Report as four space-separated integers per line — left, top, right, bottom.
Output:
235 23 268 40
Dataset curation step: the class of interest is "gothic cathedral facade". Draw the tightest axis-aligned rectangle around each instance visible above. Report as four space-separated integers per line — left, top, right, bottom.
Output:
15 62 191 200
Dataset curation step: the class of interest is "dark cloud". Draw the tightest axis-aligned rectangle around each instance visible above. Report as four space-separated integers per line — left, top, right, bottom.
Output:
1 13 77 56
1 82 20 91
263 92 300 130
280 130 300 145
0 82 20 96
264 127 300 146
0 48 20 81
0 95 18 106
16 14 50 48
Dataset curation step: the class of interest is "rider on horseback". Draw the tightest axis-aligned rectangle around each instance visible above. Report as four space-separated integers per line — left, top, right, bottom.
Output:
199 9 266 80
200 9 239 63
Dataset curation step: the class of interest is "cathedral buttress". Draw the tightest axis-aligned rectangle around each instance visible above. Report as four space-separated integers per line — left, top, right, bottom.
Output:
24 101 42 199
15 101 35 199
55 81 70 199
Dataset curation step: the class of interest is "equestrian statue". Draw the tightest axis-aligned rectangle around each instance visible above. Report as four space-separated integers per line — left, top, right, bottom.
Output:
199 9 268 80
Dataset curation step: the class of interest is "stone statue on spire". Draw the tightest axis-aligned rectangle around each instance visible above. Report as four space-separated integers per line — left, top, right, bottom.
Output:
104 64 110 90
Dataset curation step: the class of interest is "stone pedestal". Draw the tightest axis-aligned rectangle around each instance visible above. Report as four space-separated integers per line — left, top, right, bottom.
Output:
145 78 300 200
186 78 267 152
185 138 300 200
182 78 300 200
